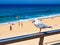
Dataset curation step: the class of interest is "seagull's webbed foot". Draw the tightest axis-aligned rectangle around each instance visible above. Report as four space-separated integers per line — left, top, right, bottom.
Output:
38 32 41 35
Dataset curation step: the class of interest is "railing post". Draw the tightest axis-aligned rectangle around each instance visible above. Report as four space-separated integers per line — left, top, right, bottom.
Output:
0 43 6 45
0 44 6 45
39 36 44 45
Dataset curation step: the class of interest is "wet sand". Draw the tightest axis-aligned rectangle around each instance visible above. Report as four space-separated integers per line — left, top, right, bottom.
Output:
0 16 60 45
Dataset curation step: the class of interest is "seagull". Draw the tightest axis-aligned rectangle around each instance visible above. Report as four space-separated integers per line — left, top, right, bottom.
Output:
32 19 52 34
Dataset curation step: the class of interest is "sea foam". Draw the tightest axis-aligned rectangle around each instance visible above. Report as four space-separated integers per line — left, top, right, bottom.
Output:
0 14 60 25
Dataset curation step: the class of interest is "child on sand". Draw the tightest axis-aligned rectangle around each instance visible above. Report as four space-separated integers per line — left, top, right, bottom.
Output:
9 23 14 31
21 22 23 27
10 25 12 31
18 22 20 26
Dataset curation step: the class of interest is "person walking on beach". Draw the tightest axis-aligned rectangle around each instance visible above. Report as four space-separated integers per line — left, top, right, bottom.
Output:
18 22 20 26
21 22 23 27
18 22 23 27
9 23 14 31
10 25 12 31
16 16 23 27
16 16 19 19
16 16 21 26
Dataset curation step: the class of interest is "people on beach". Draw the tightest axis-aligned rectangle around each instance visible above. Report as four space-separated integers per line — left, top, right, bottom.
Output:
16 16 20 26
51 17 53 19
16 16 19 19
18 22 23 27
38 18 42 21
10 25 12 31
40 19 42 21
21 22 23 27
18 22 20 26
9 23 14 31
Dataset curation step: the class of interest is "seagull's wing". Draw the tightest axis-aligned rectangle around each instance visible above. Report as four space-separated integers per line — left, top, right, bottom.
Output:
35 23 49 28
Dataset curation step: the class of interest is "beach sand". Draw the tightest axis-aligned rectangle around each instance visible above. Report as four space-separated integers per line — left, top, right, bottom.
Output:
0 16 60 45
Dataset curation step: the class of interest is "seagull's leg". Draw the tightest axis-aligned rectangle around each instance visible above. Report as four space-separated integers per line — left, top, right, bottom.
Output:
38 28 41 34
40 28 41 33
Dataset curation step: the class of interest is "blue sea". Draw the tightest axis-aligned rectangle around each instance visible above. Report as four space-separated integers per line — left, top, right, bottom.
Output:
0 4 60 24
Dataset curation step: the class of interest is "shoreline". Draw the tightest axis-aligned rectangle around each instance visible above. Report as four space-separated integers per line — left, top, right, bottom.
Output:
0 14 60 25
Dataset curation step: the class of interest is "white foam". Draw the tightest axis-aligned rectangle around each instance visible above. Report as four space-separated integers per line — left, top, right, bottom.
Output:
0 14 60 25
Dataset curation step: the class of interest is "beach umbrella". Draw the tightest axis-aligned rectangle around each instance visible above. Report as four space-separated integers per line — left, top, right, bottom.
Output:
32 19 52 34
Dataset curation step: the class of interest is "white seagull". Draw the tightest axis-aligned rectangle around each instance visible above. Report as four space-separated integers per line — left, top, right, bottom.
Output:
32 19 52 33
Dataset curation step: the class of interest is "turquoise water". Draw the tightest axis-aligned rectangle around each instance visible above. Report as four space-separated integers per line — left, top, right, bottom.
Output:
0 4 60 23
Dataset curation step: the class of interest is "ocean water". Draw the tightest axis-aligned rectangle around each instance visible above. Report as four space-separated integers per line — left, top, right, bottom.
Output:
0 4 60 23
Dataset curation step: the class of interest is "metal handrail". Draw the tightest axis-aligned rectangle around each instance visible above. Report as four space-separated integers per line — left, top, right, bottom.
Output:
0 29 60 45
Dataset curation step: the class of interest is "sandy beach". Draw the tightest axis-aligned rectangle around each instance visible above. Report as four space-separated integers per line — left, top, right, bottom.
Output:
0 16 60 45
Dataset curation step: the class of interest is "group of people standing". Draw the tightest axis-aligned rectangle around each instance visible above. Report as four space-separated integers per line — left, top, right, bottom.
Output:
9 16 23 31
